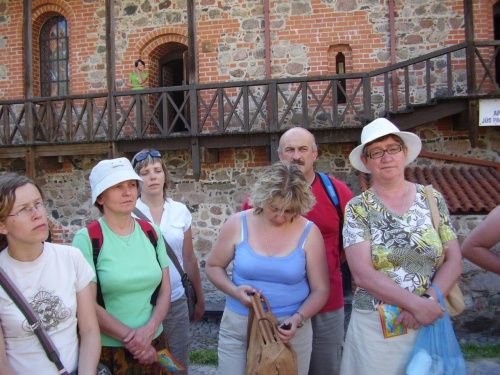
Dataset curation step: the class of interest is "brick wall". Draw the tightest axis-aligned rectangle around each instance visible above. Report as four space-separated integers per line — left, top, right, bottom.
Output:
0 1 496 98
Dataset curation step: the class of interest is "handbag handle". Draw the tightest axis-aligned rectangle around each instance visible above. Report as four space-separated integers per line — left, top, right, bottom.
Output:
425 185 447 268
425 185 440 231
249 293 278 345
0 267 70 375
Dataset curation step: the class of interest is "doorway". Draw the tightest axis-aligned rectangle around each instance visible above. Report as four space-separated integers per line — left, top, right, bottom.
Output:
158 44 189 132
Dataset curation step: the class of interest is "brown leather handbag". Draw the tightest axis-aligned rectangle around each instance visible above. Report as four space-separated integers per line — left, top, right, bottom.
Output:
245 293 298 375
425 185 465 317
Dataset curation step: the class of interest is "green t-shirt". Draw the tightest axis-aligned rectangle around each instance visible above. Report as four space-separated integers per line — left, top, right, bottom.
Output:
72 218 170 347
130 72 149 90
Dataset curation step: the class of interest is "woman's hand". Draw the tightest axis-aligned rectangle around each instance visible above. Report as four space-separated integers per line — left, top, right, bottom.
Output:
395 309 420 330
133 345 158 365
123 324 156 357
411 297 445 326
235 285 259 308
277 315 301 343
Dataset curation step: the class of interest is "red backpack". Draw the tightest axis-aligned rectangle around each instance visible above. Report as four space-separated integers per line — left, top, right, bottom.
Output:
86 218 160 307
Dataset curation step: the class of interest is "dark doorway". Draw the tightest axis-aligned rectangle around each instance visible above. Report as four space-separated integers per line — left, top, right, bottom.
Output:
495 2 500 86
159 46 189 132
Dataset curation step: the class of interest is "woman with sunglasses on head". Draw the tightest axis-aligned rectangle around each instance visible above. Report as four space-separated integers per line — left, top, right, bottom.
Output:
72 158 172 375
0 173 100 374
131 149 205 375
340 118 463 375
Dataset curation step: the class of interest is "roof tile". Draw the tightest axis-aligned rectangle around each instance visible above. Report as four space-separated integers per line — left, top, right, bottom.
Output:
359 166 500 214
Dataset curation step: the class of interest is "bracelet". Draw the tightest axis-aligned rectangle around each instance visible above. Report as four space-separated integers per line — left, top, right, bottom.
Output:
293 311 306 328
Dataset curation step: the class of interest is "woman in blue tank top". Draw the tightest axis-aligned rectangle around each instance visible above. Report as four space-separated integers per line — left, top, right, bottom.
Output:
206 162 330 375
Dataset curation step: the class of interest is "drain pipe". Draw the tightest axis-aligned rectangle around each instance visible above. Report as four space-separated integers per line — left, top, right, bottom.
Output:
389 0 398 110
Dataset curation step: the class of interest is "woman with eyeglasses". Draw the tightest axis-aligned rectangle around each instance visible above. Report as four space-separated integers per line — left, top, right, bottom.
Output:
131 149 205 375
0 173 100 374
340 118 463 375
72 158 172 375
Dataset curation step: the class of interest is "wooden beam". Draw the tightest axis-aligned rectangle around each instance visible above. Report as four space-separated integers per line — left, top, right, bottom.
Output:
0 143 111 159
23 0 34 145
23 0 33 99
187 0 197 84
106 0 117 138
191 137 200 181
420 150 500 172
25 147 35 178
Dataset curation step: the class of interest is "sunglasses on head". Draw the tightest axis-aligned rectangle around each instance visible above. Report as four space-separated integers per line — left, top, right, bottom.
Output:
132 150 161 167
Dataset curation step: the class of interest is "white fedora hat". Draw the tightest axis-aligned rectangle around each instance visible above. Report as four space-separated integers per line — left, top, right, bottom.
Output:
89 157 142 204
349 118 422 174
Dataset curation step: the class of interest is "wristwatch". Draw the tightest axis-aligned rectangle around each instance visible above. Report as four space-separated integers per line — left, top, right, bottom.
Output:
293 311 306 328
422 293 435 300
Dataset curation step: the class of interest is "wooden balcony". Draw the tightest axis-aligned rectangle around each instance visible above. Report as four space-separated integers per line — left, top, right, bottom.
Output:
1 41 499 179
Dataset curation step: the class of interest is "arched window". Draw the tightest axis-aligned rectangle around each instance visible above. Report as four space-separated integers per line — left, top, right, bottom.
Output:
39 16 69 97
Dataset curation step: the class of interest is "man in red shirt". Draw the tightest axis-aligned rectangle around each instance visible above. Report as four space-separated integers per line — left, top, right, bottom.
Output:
242 127 353 375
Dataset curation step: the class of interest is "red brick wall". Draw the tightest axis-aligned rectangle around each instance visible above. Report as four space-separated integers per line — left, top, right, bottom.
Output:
0 1 496 98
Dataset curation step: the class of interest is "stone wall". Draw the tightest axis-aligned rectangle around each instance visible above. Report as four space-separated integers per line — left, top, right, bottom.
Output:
1 120 500 333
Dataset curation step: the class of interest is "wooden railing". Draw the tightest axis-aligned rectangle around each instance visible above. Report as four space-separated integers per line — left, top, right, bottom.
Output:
1 41 499 149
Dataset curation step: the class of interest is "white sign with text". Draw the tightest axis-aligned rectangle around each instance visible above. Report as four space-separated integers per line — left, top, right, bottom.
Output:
479 99 500 126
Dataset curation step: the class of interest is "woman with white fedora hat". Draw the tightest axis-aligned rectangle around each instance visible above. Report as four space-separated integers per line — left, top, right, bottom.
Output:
72 157 172 375
340 118 463 375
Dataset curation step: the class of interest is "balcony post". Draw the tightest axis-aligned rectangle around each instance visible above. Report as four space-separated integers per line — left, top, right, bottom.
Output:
464 0 478 146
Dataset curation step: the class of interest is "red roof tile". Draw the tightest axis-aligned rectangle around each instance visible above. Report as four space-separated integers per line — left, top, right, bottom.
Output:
359 166 500 214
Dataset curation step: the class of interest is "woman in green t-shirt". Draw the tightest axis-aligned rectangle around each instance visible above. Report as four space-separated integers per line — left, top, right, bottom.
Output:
72 158 172 375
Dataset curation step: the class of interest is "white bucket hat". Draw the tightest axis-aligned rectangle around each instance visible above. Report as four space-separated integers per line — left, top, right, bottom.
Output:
349 118 422 174
89 157 142 204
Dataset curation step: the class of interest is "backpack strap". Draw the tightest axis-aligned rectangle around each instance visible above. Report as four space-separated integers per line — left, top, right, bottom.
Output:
86 218 161 307
87 220 106 308
317 172 344 261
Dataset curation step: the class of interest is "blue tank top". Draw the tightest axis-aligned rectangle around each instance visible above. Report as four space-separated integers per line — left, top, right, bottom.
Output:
226 211 313 316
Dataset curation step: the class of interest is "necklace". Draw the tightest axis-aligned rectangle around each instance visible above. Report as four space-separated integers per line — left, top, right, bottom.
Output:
121 218 134 246
372 182 409 214
262 217 271 254
400 183 408 212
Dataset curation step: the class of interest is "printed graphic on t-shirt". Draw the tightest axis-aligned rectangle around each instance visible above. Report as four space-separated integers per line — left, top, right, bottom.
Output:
23 289 71 333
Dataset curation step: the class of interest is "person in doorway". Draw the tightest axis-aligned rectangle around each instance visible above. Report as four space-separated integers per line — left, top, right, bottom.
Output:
126 59 149 123
461 204 500 275
0 173 100 374
341 118 462 375
127 59 149 90
132 149 205 374
241 127 354 375
207 161 329 375
72 158 172 375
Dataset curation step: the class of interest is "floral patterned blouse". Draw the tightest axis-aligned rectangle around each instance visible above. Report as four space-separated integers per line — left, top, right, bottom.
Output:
343 184 457 311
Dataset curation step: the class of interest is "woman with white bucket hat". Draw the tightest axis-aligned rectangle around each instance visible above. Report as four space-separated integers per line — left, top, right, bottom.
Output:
340 118 463 375
72 157 172 375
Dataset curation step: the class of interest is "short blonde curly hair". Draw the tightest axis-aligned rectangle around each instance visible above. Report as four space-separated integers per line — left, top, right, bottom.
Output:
249 161 316 217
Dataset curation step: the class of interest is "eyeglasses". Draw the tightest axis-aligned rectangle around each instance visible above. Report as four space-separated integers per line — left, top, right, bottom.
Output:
132 150 161 167
364 144 404 159
9 201 46 217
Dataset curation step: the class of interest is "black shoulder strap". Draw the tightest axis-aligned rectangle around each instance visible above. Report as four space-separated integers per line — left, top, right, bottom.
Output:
0 267 70 374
